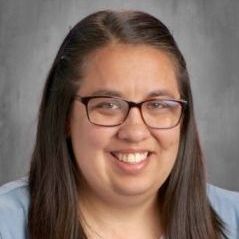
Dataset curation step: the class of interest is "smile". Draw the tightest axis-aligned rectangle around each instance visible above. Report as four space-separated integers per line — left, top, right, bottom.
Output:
111 152 149 164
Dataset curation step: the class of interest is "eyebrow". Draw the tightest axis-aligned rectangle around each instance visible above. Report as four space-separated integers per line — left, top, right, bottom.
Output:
90 90 123 97
89 89 177 99
147 90 177 99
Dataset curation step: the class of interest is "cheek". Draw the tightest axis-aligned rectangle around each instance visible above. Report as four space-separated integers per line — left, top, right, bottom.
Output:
152 128 180 182
153 127 180 173
70 111 117 157
80 126 115 149
152 126 180 151
69 105 105 150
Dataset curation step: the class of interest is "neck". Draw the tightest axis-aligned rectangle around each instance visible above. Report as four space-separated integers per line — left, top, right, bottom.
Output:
78 187 162 239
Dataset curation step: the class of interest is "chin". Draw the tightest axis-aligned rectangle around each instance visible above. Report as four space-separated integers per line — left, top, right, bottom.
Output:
110 178 161 199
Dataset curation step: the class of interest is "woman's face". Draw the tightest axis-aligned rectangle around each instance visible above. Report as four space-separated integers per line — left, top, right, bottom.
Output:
69 44 181 203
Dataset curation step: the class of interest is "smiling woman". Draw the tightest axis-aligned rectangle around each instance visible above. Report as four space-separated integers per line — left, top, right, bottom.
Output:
69 44 182 207
0 9 238 239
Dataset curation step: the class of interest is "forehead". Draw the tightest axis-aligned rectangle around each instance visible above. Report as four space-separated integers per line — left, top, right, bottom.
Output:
79 44 180 99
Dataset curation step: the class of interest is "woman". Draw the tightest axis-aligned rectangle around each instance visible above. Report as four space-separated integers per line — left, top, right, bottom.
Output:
0 10 238 239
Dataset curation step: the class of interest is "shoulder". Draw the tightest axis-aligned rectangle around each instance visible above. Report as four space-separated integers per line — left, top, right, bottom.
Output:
207 184 239 239
0 177 29 239
207 184 239 214
0 177 29 212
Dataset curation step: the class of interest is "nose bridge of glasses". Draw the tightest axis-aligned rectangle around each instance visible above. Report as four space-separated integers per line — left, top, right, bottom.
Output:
127 100 143 110
124 100 145 124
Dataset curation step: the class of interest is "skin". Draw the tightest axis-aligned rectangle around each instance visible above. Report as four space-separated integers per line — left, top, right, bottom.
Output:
69 43 181 239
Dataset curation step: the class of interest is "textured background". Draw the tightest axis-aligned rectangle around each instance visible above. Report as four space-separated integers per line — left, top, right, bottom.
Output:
0 0 238 191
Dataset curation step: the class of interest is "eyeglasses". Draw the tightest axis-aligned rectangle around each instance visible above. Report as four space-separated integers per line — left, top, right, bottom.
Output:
74 95 187 129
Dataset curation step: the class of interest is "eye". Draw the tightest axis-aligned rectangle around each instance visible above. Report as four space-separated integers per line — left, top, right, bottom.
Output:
146 100 166 109
146 100 178 110
89 98 124 111
95 102 120 109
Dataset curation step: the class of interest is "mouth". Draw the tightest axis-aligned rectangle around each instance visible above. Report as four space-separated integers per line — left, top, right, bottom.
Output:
111 151 150 164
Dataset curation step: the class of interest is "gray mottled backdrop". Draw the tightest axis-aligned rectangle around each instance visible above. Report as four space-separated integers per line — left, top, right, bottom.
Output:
0 0 238 190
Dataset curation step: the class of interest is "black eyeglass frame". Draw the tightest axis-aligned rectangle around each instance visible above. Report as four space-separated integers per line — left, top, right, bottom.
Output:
74 95 188 129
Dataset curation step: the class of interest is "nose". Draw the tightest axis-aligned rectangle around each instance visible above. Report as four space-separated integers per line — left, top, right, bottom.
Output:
117 107 151 143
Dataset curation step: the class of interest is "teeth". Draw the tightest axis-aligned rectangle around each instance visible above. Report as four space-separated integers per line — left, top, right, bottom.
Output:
113 152 148 164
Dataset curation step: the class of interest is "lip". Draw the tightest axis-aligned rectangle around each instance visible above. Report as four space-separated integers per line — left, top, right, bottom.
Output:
109 150 153 174
110 148 154 154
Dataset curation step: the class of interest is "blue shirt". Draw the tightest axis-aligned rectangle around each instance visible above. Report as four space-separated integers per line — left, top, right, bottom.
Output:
0 178 238 238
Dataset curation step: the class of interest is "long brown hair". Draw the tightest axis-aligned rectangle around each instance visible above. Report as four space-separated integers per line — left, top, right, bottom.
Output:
28 10 227 239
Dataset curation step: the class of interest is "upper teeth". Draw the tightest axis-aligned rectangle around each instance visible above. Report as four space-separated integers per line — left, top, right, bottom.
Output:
114 152 148 164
